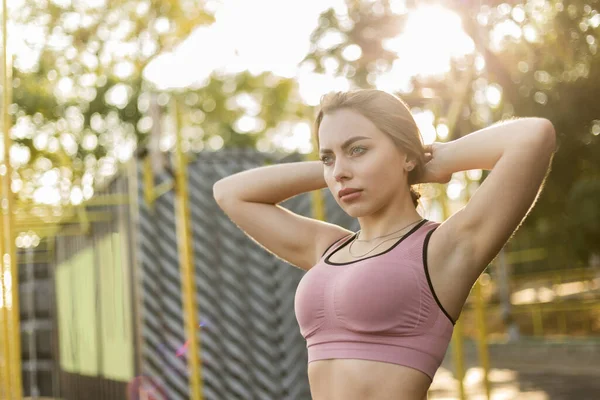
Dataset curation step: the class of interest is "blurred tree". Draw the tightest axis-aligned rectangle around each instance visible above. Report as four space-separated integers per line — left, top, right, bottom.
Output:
10 0 309 210
476 0 600 268
10 0 213 206
9 0 600 267
303 0 600 267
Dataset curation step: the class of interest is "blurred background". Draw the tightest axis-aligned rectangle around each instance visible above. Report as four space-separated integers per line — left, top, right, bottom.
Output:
0 0 599 399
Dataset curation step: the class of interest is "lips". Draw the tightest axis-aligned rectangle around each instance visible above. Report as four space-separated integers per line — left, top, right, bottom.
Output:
338 188 362 198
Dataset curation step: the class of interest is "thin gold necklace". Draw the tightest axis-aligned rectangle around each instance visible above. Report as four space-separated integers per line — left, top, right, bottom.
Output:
348 218 424 258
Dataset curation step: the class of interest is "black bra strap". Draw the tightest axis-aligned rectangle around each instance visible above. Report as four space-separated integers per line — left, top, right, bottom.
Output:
321 233 355 258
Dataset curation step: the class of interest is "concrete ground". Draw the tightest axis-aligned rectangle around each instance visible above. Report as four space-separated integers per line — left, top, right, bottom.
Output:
429 339 600 399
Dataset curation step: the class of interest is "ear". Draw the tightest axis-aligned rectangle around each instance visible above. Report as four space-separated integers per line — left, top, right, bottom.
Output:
404 155 415 172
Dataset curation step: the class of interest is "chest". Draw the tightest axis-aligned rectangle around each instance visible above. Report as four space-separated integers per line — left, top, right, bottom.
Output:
327 238 404 264
295 257 429 335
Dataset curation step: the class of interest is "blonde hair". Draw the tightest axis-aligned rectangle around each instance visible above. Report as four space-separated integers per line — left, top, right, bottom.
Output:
314 89 425 208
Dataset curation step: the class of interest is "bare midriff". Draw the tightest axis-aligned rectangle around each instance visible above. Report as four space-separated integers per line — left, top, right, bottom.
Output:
308 359 431 400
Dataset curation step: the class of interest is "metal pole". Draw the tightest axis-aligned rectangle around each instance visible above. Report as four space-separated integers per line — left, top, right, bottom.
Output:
467 175 491 399
497 247 519 341
470 3 493 391
451 319 466 400
143 156 156 210
0 211 12 398
2 0 22 396
25 247 39 398
441 92 468 400
172 98 203 400
308 133 326 222
440 194 466 400
473 279 491 399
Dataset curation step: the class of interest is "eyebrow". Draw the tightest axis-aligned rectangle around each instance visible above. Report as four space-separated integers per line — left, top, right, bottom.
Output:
319 136 372 154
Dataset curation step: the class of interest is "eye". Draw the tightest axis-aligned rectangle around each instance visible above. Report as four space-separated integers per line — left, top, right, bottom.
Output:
320 147 367 165
320 155 332 165
351 146 366 155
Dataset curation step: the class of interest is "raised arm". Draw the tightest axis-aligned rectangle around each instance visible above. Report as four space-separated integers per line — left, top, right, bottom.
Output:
213 161 352 271
430 117 557 284
214 161 326 204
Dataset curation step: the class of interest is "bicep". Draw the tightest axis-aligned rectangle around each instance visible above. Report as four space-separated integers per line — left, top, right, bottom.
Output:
213 194 352 271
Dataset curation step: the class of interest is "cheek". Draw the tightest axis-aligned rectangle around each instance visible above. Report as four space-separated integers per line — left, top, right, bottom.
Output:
367 155 400 181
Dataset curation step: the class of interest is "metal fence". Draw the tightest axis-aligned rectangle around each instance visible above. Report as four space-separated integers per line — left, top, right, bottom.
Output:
13 147 600 400
136 148 357 400
34 148 355 400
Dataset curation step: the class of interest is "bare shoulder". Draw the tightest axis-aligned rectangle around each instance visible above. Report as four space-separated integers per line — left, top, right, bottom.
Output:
314 224 355 264
214 194 355 271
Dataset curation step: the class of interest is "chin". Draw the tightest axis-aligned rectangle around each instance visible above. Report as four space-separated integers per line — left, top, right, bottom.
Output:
340 203 370 218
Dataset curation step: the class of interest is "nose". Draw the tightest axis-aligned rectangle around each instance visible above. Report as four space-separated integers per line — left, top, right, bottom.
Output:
333 158 351 183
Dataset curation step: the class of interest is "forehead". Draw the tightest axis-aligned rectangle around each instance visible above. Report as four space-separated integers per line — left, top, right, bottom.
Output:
318 109 381 146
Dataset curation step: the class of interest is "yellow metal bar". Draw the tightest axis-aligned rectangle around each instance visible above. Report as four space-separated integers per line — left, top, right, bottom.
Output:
465 299 600 314
512 266 594 282
70 193 130 206
2 0 22 395
0 214 12 398
0 0 9 394
15 211 114 228
77 206 90 234
438 189 466 400
554 273 567 337
505 247 547 264
308 135 326 222
15 193 130 210
143 156 156 209
532 304 544 336
310 190 326 221
173 99 202 400
154 180 174 200
451 319 466 399
439 60 476 399
473 279 491 399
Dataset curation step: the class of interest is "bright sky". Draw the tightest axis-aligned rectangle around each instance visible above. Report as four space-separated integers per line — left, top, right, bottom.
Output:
144 0 475 102
9 0 483 208
144 0 347 90
143 0 476 156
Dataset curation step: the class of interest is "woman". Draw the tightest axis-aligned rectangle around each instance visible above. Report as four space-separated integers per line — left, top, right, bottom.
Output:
213 89 556 400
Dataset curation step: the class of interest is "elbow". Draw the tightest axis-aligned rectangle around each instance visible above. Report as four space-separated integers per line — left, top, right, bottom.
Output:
522 118 556 153
213 180 228 205
535 118 557 152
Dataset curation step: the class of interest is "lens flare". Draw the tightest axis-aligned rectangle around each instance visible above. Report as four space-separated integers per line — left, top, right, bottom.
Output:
176 320 207 357
127 375 167 400
128 319 209 399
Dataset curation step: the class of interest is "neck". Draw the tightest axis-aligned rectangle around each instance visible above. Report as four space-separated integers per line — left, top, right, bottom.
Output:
356 197 422 241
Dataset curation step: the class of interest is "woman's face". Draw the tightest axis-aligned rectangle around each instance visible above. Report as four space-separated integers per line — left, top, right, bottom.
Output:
318 108 409 217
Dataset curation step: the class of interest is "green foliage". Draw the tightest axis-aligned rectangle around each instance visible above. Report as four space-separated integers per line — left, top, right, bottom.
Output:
566 179 600 261
10 0 309 207
10 0 600 268
304 0 600 267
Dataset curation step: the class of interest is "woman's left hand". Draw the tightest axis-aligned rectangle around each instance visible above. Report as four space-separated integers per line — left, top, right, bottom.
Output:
417 142 452 184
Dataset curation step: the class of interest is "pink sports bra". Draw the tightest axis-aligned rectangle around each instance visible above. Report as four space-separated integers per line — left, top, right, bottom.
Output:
294 219 455 380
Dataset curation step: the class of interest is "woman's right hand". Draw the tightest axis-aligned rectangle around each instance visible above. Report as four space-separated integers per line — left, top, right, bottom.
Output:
417 143 452 184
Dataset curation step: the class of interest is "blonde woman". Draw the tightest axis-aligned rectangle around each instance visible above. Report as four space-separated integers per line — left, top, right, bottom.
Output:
213 89 556 400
